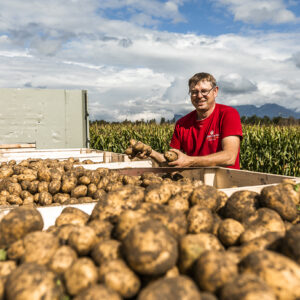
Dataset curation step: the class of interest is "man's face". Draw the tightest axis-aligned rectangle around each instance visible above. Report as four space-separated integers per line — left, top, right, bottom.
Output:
190 80 218 113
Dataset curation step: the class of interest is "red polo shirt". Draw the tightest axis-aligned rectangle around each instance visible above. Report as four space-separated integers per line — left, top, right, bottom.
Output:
170 104 243 169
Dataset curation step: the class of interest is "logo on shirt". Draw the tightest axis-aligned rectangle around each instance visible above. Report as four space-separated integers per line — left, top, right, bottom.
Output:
207 130 219 141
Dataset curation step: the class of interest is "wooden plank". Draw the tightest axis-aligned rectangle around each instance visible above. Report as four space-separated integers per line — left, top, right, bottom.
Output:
0 143 36 149
215 168 299 188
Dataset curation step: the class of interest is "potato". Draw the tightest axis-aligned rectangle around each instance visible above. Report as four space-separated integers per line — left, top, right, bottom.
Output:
0 206 43 248
61 177 77 193
78 175 91 185
239 250 300 300
49 168 63 181
145 183 173 204
125 139 152 158
64 257 98 296
87 183 97 197
114 209 151 241
55 212 88 227
90 185 144 223
0 260 17 278
164 150 178 162
141 203 188 239
48 180 61 195
239 208 285 244
6 240 25 261
220 273 276 300
52 193 70 204
201 292 218 300
27 180 39 194
218 218 244 247
187 206 214 234
48 245 77 274
168 194 190 213
37 181 48 193
165 266 180 278
37 168 51 182
280 223 300 264
6 194 23 205
260 183 298 221
68 225 97 255
0 278 3 300
190 185 221 211
230 232 283 261
123 220 178 276
73 284 122 300
222 190 259 222
194 250 238 293
38 191 53 205
178 233 224 274
137 275 201 300
98 259 141 298
87 219 113 243
7 182 22 195
17 173 37 182
71 185 88 198
21 231 60 265
5 262 62 300
91 239 121 266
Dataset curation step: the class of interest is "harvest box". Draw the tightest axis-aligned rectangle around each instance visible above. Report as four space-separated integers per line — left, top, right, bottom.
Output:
0 166 298 229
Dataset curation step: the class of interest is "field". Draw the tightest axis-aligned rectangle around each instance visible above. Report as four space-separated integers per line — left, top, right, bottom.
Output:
90 123 300 177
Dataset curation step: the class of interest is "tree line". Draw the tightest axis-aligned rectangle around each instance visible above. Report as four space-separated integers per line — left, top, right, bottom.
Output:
91 115 299 126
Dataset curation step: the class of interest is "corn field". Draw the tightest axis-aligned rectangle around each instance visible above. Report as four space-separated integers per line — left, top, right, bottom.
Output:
90 123 300 177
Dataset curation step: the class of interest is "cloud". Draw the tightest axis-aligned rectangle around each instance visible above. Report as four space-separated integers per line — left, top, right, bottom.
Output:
213 0 297 25
292 52 300 68
218 73 257 95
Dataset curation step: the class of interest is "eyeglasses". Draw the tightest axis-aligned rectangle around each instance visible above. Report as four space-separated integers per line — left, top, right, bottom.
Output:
190 87 214 97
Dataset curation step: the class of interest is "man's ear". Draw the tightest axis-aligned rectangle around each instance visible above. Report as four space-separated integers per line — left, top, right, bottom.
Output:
213 86 219 97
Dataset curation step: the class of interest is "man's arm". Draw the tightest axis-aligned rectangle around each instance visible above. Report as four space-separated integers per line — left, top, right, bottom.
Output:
168 136 240 167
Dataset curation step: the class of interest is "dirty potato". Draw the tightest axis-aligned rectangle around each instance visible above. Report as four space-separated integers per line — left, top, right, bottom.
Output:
68 225 97 255
5 262 61 300
195 250 238 293
123 220 178 276
220 273 276 300
64 257 98 296
239 250 300 300
222 190 260 222
48 245 78 274
179 233 224 274
164 150 178 162
138 275 201 300
98 259 141 298
218 218 244 247
73 284 122 300
187 206 214 234
0 206 43 248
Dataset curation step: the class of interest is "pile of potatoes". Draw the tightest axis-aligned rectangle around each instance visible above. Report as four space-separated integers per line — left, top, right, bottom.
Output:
0 160 300 299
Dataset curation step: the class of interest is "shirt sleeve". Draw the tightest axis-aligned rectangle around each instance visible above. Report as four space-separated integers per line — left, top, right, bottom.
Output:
169 123 181 149
220 108 243 140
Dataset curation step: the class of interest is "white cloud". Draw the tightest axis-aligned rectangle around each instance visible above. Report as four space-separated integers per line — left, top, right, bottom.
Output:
213 0 297 25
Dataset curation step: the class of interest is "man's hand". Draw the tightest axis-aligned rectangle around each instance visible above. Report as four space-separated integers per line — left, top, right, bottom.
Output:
167 149 193 167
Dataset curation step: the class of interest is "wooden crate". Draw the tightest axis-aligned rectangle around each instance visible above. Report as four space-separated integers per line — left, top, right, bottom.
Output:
0 167 298 229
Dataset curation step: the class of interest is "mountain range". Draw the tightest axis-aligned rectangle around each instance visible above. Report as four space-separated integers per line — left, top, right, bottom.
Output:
175 103 300 120
232 103 300 119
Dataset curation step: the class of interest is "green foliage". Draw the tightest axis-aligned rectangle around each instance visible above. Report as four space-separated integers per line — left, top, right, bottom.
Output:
90 123 299 177
0 249 7 261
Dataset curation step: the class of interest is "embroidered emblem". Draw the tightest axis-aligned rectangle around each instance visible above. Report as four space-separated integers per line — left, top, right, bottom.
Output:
207 130 219 141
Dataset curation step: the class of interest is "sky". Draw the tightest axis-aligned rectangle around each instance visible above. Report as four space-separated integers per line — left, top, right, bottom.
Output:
0 0 300 122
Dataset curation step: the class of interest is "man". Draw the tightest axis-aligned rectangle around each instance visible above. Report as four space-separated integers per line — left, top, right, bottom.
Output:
149 72 243 169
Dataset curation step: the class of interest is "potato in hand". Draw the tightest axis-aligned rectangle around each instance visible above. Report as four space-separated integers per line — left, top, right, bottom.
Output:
124 139 152 159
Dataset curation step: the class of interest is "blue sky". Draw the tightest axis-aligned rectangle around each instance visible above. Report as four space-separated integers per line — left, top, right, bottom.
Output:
0 0 300 121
